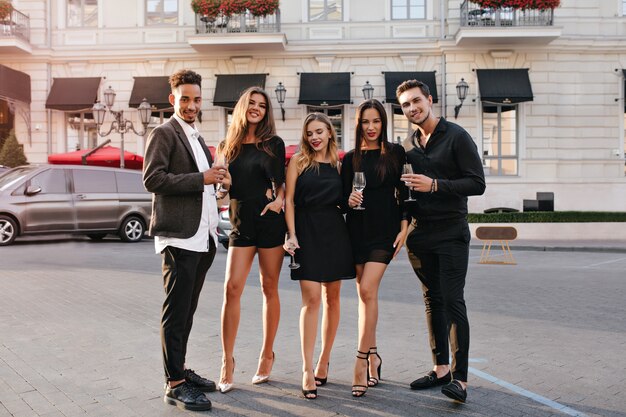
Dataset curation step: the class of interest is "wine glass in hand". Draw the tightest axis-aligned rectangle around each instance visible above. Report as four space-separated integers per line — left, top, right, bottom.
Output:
214 154 228 194
353 172 366 210
285 232 300 270
402 164 416 202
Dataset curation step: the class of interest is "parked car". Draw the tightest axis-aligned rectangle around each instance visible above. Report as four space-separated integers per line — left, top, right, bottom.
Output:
216 204 231 249
0 165 9 175
0 164 152 246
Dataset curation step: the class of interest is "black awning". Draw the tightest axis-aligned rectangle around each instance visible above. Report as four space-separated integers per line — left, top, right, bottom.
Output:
298 72 351 106
476 69 533 104
384 71 438 104
0 64 31 104
213 74 266 108
46 77 101 111
129 76 171 110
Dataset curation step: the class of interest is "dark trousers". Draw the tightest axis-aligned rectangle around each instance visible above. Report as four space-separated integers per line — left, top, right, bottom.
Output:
161 240 216 381
406 219 471 382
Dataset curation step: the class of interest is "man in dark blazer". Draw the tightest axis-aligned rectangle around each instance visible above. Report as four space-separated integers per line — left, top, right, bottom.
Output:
143 69 229 412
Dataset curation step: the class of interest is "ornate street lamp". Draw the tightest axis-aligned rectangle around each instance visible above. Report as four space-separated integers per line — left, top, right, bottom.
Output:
454 78 469 119
274 82 286 121
362 81 374 100
92 86 151 169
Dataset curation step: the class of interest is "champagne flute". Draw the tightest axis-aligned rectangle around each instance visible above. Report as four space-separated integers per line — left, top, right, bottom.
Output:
214 154 228 194
403 163 416 202
353 172 366 210
285 232 300 269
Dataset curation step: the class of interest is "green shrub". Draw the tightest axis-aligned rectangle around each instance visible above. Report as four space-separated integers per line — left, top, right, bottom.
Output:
468 211 626 223
0 129 28 167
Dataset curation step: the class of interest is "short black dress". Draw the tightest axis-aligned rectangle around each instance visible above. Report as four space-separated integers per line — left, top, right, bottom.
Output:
227 136 287 248
340 144 408 265
291 163 355 282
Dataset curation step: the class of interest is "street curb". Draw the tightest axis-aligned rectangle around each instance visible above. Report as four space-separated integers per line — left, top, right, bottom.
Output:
470 244 626 254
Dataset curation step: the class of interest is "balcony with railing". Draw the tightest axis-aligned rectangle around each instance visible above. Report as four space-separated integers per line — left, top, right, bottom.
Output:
0 7 31 54
456 0 561 46
188 9 286 52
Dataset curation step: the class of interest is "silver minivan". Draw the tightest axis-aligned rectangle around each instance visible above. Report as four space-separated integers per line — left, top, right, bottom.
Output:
0 164 152 246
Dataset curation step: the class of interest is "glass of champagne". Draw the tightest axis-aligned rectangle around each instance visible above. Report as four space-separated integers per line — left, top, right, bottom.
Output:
353 172 366 210
403 163 416 202
214 154 228 194
285 232 300 269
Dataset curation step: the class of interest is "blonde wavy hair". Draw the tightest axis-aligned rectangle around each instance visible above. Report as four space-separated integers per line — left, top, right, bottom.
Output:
294 113 339 175
219 86 277 161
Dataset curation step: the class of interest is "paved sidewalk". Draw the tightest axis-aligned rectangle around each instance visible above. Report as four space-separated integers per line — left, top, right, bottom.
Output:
1 237 625 417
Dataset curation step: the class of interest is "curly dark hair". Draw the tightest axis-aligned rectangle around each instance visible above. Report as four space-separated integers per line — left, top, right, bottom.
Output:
169 69 202 91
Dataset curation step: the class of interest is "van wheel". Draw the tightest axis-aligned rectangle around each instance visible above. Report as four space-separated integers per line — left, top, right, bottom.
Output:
0 215 18 246
87 233 107 241
119 216 145 243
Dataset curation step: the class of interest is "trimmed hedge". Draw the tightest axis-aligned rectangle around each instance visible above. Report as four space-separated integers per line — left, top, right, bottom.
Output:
467 211 626 223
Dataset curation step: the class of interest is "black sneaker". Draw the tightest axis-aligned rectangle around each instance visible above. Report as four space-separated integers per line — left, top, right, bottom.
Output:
410 370 451 390
185 368 217 392
164 382 212 411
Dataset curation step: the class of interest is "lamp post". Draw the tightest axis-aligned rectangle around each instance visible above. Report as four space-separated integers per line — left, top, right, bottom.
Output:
274 82 286 121
92 86 151 169
454 78 469 119
362 81 374 100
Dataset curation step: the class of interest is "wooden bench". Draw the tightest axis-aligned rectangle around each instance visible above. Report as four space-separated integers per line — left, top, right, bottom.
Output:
475 226 517 265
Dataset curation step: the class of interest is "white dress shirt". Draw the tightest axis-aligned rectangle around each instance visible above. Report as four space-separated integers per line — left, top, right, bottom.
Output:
155 114 219 253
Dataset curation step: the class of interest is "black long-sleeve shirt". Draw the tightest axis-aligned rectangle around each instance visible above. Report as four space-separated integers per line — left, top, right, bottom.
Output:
405 117 485 222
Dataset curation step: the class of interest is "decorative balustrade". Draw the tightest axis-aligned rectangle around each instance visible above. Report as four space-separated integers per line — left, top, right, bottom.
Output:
195 9 281 34
0 8 30 42
460 0 554 27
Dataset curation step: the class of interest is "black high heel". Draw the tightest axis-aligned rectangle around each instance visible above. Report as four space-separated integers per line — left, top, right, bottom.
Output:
314 362 329 386
302 370 318 400
351 350 369 398
368 346 382 387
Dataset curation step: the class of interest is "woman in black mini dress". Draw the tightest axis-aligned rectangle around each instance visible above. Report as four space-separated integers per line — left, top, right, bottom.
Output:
216 87 286 393
284 113 355 399
341 99 409 397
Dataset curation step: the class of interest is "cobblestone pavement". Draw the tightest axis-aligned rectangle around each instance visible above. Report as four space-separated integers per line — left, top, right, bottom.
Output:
1 236 625 417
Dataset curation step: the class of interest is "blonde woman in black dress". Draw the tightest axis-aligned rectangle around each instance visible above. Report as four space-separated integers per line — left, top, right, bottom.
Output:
284 113 355 399
341 99 409 397
217 87 286 393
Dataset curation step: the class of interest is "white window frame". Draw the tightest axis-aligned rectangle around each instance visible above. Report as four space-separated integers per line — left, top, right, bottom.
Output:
145 0 178 26
308 0 344 22
481 104 519 176
391 0 426 20
67 0 98 28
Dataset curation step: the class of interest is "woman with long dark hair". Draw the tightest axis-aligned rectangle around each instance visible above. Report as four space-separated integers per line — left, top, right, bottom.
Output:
284 113 355 399
216 86 286 393
341 99 409 397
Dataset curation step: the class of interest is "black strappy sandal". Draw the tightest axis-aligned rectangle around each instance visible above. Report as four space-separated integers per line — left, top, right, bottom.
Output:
351 350 369 398
368 346 382 387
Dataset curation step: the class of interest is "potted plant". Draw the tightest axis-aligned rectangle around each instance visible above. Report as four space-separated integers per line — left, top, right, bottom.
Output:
245 0 279 17
220 0 247 17
471 0 560 9
0 0 12 21
191 0 221 20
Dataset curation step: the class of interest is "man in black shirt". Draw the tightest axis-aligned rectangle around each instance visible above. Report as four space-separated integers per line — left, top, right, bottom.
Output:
397 79 485 403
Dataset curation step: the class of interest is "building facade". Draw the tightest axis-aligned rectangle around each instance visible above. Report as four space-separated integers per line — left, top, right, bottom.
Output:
1 0 626 212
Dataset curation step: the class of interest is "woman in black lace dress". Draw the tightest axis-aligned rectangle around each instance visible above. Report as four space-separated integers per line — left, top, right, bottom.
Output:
341 99 409 397
284 113 355 399
217 87 286 393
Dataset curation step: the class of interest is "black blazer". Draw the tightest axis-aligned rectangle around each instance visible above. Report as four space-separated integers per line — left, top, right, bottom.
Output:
143 117 214 238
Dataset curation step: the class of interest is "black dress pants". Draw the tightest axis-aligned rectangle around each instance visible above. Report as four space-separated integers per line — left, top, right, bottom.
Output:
161 239 216 382
406 219 471 382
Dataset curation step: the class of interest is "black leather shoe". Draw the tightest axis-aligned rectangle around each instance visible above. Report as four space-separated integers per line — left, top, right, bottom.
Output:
410 370 451 390
441 380 467 403
185 369 217 392
164 382 212 411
